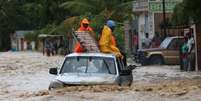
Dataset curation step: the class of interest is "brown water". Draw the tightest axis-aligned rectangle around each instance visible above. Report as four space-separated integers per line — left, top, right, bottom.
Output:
0 52 201 101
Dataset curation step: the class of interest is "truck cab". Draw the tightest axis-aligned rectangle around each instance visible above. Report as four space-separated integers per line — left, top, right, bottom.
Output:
49 53 135 90
136 36 185 65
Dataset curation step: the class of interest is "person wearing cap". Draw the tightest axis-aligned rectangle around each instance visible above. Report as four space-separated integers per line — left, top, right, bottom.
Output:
99 20 123 58
73 18 95 52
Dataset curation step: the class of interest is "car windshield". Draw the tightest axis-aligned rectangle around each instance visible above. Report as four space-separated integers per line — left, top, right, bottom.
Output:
159 37 172 49
60 56 116 74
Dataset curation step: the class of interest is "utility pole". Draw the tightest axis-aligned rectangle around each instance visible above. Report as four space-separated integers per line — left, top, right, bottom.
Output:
162 0 167 37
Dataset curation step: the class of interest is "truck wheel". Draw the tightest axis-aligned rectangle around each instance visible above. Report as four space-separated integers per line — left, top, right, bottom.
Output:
150 56 164 65
118 75 133 86
48 81 64 90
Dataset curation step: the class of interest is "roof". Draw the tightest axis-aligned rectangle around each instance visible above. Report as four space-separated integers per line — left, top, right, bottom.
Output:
166 36 184 39
15 31 33 38
38 34 63 38
66 53 116 58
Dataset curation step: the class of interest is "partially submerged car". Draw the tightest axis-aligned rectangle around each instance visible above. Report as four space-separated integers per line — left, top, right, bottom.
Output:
49 53 135 90
136 36 185 65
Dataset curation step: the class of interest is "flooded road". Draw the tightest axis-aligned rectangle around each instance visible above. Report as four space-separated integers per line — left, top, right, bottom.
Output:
0 52 63 101
0 52 201 101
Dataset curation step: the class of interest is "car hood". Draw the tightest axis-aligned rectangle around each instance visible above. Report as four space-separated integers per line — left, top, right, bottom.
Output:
55 73 117 85
138 48 166 52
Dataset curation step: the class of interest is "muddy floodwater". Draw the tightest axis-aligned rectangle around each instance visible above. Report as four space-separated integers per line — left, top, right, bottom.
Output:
0 52 201 101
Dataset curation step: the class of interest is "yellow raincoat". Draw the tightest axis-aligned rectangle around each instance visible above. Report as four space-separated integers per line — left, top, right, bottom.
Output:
99 25 123 58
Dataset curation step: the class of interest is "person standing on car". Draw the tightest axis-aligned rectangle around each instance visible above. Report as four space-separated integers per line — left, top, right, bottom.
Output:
73 18 95 53
99 20 123 59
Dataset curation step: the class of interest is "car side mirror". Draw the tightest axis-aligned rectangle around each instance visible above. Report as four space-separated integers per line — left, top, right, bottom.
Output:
127 65 136 70
49 68 58 75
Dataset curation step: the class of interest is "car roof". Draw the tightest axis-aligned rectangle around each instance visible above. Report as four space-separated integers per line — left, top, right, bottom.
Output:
167 36 184 39
66 53 116 58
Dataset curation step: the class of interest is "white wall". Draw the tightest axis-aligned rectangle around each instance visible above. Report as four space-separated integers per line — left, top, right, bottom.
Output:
148 12 155 39
138 12 155 49
138 13 145 49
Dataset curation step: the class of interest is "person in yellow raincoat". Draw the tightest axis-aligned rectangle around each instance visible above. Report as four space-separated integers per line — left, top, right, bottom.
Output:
73 18 95 52
99 20 123 58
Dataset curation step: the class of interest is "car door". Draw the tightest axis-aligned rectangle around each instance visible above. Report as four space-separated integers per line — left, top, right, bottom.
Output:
166 38 183 64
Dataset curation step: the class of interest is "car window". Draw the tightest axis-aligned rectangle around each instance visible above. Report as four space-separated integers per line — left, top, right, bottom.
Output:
168 39 177 50
168 38 184 50
62 57 87 73
160 37 172 49
60 56 116 74
102 58 116 74
177 38 185 49
88 58 116 74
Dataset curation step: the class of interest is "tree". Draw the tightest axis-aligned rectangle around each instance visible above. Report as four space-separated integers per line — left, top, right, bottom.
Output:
172 0 201 25
0 0 22 50
0 0 134 51
0 0 69 51
60 0 133 46
61 0 133 23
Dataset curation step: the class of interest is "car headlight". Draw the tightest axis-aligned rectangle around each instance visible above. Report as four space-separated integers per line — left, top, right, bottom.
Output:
137 51 149 58
143 52 148 56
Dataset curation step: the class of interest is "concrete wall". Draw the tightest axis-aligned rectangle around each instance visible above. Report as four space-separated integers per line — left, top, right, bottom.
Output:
196 24 201 71
154 13 182 37
137 12 155 49
124 21 131 54
138 13 146 49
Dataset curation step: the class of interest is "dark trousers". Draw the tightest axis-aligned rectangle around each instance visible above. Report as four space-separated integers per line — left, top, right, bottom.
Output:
121 52 127 66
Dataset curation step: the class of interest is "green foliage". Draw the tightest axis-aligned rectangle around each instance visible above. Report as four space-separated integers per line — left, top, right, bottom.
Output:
61 0 133 21
40 24 58 35
172 0 201 25
0 0 21 50
114 26 125 50
0 0 134 51
24 32 38 42
60 0 133 46
0 0 69 50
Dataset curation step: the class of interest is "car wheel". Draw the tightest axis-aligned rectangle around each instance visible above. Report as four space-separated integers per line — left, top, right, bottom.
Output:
48 80 64 90
149 56 164 65
118 75 133 86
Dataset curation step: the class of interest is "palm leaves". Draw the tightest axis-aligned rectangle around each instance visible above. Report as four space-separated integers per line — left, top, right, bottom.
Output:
0 0 134 50
60 0 95 15
60 0 133 29
58 0 133 48
60 0 132 20
172 0 201 25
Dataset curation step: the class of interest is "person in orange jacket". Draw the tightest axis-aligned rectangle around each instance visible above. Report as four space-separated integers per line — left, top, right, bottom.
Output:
73 18 95 52
99 20 123 58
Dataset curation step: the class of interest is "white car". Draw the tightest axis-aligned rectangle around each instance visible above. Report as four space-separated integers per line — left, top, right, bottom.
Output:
49 53 135 90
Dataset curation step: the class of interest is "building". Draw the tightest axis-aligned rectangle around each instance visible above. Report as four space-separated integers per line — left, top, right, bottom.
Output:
38 34 65 55
132 0 182 49
131 0 200 71
10 31 34 51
